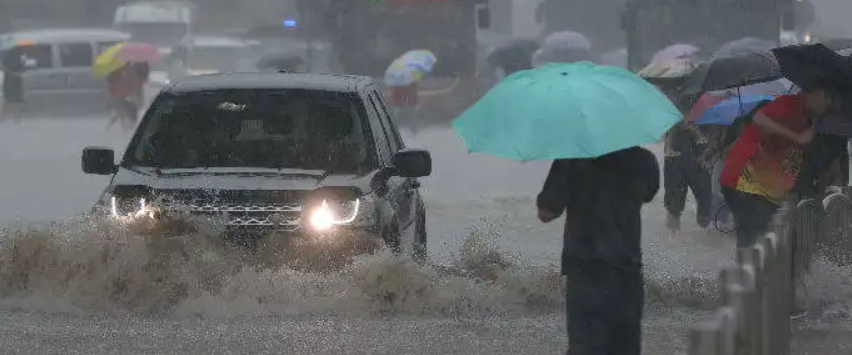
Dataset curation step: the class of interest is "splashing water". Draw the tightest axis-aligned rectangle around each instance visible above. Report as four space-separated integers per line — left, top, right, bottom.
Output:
0 212 765 319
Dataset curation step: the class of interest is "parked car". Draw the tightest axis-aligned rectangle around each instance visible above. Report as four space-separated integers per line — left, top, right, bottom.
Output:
164 36 261 80
81 72 432 260
1 28 130 116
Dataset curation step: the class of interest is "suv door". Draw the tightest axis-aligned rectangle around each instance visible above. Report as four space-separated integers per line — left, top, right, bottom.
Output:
362 88 411 240
366 88 413 232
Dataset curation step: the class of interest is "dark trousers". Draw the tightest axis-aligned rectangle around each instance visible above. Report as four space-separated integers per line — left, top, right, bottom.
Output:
565 263 643 355
721 186 779 247
664 156 713 227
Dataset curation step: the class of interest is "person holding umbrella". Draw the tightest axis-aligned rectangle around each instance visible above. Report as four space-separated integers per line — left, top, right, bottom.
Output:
94 42 161 130
384 49 437 134
639 58 714 231
1 40 34 123
452 61 680 355
720 43 852 248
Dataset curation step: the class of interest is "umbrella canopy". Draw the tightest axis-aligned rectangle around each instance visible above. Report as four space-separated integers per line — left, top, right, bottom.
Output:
93 41 160 77
541 31 592 51
486 38 539 73
693 94 775 126
113 42 161 62
637 59 699 95
94 43 128 77
681 43 852 97
681 50 781 96
451 62 682 160
652 44 700 64
712 37 777 58
531 31 596 68
638 59 699 80
772 43 852 92
384 49 437 87
815 112 852 139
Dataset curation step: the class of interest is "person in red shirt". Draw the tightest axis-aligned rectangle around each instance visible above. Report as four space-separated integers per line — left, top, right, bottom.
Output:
720 81 837 247
106 63 144 129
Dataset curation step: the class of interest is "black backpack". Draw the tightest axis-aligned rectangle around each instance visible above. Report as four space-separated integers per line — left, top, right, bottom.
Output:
719 99 773 153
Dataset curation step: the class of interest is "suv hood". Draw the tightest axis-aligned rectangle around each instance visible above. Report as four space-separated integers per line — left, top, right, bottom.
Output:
110 167 373 194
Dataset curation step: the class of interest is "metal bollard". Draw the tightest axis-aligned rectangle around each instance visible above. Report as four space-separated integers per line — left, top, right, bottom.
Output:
759 234 780 355
721 267 753 354
690 320 724 355
735 250 761 355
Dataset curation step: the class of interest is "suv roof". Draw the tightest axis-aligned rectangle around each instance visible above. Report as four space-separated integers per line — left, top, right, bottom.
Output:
166 73 374 93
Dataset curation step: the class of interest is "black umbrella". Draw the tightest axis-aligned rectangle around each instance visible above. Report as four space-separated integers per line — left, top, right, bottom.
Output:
681 43 852 97
486 38 540 74
815 112 852 139
680 50 782 96
771 43 852 92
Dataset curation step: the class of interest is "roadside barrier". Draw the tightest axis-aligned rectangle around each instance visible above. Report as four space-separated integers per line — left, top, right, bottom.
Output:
688 191 852 355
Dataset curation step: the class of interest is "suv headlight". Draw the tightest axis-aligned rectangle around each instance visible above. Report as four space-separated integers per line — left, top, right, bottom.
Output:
97 185 157 222
307 198 361 231
110 196 155 221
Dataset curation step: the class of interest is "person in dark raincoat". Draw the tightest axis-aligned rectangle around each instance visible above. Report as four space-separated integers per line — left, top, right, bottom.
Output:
663 111 714 231
639 59 714 231
537 146 660 355
794 112 851 199
1 45 26 122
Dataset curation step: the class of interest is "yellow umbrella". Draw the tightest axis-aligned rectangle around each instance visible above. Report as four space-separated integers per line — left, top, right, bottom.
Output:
93 42 128 77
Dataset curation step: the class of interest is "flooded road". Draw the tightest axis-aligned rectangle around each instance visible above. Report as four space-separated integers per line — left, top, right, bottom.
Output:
0 119 848 354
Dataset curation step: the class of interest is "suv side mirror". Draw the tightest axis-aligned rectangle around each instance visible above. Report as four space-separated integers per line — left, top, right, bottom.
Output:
476 4 491 30
82 146 117 175
392 149 432 178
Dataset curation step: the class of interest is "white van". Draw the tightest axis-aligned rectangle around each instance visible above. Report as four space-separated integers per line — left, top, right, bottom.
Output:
1 28 131 116
113 1 197 52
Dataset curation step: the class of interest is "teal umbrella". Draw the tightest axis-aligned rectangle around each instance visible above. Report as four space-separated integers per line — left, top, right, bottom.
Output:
452 61 682 161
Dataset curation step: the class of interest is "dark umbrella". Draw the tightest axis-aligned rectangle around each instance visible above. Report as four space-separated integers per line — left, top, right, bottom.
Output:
771 43 852 92
712 37 777 58
681 43 852 97
815 112 852 139
486 38 540 74
681 50 782 96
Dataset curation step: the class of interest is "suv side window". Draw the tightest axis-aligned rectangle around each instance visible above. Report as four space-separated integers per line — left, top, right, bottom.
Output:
372 90 405 150
22 44 54 69
363 91 392 164
58 43 94 67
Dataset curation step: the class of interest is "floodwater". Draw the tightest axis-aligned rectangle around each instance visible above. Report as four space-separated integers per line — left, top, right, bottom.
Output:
0 119 849 354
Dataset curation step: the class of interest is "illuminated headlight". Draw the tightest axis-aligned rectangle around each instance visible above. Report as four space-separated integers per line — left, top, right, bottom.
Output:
307 198 361 231
109 196 155 221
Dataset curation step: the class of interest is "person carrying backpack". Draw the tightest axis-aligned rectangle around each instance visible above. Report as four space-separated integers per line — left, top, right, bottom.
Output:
719 82 837 247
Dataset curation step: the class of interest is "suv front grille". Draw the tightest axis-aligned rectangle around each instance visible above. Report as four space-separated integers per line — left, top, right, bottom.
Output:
155 190 304 232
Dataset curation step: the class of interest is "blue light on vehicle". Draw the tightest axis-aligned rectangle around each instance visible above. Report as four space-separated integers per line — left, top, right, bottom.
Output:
283 19 297 28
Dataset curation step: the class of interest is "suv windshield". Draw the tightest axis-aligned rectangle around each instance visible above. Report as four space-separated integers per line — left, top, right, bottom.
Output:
124 88 376 173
